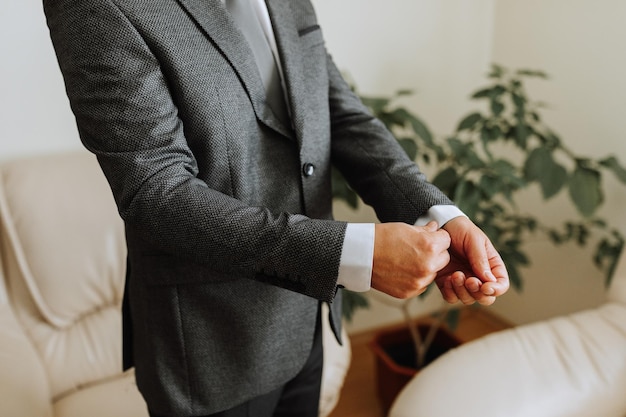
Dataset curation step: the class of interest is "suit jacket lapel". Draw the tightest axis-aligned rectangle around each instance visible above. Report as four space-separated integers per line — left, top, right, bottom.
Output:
175 0 294 139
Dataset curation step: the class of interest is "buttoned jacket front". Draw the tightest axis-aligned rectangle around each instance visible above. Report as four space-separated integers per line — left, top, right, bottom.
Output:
44 0 453 414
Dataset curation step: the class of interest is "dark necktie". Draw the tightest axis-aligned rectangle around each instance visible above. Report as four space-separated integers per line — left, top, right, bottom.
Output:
225 0 289 126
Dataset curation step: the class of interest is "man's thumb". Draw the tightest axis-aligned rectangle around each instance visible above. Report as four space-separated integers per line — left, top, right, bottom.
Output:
424 220 440 232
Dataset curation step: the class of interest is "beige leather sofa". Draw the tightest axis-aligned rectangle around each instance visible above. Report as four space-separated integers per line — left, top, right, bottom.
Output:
391 250 626 416
0 151 350 417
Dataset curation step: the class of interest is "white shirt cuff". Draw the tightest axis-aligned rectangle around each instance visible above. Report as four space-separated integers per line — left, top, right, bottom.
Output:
337 223 374 292
414 205 466 228
336 206 464 293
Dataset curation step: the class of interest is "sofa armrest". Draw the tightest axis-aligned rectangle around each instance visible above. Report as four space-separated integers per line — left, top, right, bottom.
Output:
0 303 53 417
390 303 626 417
319 304 351 417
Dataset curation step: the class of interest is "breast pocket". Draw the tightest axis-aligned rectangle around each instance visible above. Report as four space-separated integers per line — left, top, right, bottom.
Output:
298 25 325 49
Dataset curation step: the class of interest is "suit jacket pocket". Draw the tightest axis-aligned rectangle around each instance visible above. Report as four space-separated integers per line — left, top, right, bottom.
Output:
298 24 320 36
298 25 324 49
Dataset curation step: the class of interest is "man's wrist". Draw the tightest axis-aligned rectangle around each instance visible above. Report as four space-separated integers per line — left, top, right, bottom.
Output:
414 205 466 228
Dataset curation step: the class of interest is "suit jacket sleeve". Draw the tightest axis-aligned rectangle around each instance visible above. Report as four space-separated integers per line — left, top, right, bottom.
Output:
43 0 346 303
326 56 454 223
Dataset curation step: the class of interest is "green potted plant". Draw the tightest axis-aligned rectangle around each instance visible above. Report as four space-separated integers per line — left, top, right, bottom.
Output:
335 64 626 409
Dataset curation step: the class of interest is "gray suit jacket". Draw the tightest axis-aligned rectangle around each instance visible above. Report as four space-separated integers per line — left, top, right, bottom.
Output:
44 0 453 414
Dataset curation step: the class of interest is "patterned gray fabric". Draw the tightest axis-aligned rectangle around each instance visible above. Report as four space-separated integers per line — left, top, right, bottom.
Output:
43 0 453 414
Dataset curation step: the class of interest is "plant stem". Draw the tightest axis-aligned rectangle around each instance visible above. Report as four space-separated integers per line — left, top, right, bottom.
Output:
401 300 452 369
400 301 423 369
418 304 450 368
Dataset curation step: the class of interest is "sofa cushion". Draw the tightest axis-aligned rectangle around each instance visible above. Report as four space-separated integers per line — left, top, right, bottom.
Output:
53 370 148 417
0 151 126 398
390 303 626 417
0 302 53 417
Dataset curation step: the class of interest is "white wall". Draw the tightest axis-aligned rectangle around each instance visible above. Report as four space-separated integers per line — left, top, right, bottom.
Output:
2 0 624 332
332 0 626 330
312 0 496 137
0 0 81 160
487 0 626 324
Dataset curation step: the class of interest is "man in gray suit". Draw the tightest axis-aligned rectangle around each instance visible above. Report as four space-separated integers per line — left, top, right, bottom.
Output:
43 0 509 416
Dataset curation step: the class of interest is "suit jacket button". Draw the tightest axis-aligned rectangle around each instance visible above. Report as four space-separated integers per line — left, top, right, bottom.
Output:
302 163 315 177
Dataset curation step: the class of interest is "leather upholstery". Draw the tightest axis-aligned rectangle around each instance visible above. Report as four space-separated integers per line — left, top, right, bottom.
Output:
390 254 626 417
0 152 126 401
0 265 52 417
0 151 350 417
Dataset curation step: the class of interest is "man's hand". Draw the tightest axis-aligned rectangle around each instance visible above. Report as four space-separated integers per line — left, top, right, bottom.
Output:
437 216 510 305
372 221 451 299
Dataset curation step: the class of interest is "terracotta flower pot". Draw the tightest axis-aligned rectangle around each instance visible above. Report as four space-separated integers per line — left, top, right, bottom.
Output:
369 323 462 412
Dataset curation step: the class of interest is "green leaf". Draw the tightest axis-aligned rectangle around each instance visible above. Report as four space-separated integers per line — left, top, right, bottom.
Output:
499 245 531 292
490 99 505 117
407 112 435 146
376 112 402 131
482 159 525 200
446 138 485 169
447 137 467 155
472 88 492 99
395 89 413 97
342 290 369 322
492 159 517 177
507 263 523 291
457 112 483 132
331 167 358 209
600 156 626 184
488 64 506 79
478 175 501 199
541 130 562 147
397 138 418 161
512 93 526 115
466 150 486 169
516 69 549 79
361 96 389 114
432 167 459 196
444 308 461 331
594 234 625 287
385 108 420 131
480 128 495 159
485 125 503 142
523 147 567 199
529 111 541 122
472 85 506 100
548 229 564 244
513 122 531 149
568 166 603 217
454 180 482 219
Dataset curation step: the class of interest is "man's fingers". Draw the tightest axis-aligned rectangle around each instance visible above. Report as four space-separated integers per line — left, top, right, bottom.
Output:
465 276 481 293
437 275 459 304
372 222 453 299
438 274 499 305
466 241 497 283
450 272 476 305
480 278 509 297
423 220 439 232
464 277 498 305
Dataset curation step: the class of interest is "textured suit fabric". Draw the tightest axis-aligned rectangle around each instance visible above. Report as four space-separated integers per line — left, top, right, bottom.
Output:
43 0 453 415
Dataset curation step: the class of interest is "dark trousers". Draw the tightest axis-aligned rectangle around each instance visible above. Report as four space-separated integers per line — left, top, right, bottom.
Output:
150 312 324 417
